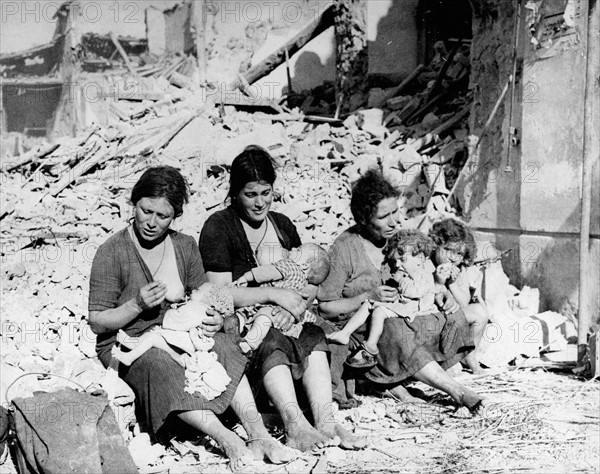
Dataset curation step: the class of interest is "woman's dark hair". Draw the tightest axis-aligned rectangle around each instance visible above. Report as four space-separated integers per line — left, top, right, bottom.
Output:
350 169 400 226
384 230 435 271
228 145 277 201
429 218 476 266
131 166 189 218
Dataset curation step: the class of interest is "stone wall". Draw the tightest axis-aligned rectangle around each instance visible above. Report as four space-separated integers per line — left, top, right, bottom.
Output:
465 0 600 322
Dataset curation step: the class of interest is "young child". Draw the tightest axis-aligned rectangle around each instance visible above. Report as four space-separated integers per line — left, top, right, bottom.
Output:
111 282 234 400
233 242 330 354
430 218 489 374
327 230 437 369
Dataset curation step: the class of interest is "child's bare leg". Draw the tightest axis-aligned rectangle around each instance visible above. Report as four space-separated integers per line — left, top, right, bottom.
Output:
113 330 182 366
112 331 162 366
327 301 372 345
364 307 388 354
116 329 138 349
241 312 272 352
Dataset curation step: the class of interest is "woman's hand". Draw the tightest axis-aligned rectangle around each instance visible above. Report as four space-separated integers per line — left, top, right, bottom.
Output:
369 285 398 303
136 281 167 311
270 288 308 320
200 307 224 337
269 307 295 332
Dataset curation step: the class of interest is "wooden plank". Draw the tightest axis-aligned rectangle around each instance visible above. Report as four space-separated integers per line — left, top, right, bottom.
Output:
240 5 335 85
110 32 138 75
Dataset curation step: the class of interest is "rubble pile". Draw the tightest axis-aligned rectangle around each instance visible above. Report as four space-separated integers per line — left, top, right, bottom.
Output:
1 40 576 470
0 57 472 407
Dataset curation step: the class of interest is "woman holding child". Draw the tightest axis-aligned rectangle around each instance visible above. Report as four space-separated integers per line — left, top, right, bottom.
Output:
199 145 366 452
88 166 294 471
318 169 485 410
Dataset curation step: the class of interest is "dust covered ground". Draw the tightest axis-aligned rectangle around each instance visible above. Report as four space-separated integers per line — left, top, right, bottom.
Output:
2 363 598 473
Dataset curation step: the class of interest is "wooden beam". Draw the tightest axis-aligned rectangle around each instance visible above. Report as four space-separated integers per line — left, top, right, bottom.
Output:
240 5 335 85
110 32 137 75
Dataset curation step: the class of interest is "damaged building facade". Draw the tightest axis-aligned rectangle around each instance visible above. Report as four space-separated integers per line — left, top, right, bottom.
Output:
1 0 599 350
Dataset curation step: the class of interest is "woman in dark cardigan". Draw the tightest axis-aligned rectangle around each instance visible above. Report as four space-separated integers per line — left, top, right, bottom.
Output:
199 146 366 452
318 169 486 410
88 166 294 471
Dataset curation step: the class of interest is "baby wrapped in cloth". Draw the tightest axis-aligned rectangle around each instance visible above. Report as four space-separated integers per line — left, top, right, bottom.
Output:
112 283 234 400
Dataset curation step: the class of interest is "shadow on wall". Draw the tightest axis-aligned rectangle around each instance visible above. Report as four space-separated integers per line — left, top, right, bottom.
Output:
370 0 420 82
520 205 600 321
285 50 334 94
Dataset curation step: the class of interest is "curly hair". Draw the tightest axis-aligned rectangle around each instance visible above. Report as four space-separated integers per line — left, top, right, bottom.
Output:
350 169 400 227
384 229 435 270
131 166 189 218
429 218 476 266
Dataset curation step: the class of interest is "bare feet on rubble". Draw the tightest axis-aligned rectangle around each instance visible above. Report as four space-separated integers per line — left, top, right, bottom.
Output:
285 419 339 452
384 384 427 404
219 432 254 472
457 387 487 414
247 438 296 464
316 421 368 450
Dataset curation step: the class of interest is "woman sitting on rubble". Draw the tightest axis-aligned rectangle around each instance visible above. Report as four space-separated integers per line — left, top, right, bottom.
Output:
88 166 294 471
199 145 366 452
429 218 491 374
318 169 485 411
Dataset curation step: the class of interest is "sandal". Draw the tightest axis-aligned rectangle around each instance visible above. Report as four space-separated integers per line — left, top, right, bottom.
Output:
345 348 378 369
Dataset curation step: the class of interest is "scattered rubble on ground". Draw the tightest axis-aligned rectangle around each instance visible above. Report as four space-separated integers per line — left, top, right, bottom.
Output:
1 26 597 474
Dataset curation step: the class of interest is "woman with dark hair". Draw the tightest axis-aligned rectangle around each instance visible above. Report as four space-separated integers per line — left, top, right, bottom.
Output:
199 146 366 452
429 218 490 374
319 169 485 410
88 166 294 471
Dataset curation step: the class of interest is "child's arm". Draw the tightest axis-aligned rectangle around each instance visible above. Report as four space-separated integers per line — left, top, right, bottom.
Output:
447 268 471 308
235 264 284 286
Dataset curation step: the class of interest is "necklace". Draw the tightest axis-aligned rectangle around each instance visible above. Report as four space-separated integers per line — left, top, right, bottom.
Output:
149 241 167 277
254 220 269 256
130 227 167 278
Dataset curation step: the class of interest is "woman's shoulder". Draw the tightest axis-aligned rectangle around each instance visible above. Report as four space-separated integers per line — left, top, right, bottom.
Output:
97 227 129 251
169 229 197 248
269 210 295 228
202 207 236 230
332 226 361 247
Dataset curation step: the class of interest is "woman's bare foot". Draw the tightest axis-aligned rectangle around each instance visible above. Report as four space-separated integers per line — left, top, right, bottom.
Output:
116 330 137 349
111 345 134 366
219 433 254 472
462 355 488 375
247 438 296 464
326 331 350 345
384 385 427 404
316 422 368 450
457 387 487 414
286 421 339 452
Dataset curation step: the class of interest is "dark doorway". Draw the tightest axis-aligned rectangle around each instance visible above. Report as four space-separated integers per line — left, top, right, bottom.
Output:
2 82 63 136
417 0 473 64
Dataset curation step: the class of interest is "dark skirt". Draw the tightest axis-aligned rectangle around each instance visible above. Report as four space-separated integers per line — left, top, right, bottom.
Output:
365 310 474 385
248 323 329 401
99 332 247 441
